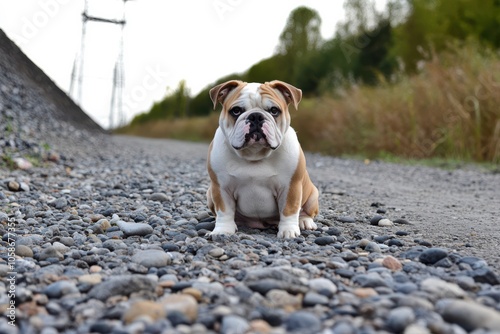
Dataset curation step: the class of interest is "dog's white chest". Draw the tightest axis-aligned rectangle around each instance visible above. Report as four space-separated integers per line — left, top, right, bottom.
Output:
231 167 281 219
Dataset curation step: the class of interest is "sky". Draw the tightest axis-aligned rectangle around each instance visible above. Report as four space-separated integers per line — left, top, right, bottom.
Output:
0 0 386 129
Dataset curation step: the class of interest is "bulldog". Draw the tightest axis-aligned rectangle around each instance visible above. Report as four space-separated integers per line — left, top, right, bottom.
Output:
206 80 319 238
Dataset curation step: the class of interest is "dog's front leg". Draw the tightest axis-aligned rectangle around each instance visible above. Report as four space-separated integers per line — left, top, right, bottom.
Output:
277 211 301 238
277 184 302 239
210 190 238 236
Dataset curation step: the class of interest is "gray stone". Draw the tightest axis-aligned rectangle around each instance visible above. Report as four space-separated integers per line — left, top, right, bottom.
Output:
353 272 389 288
38 246 64 261
15 245 33 257
419 248 448 265
436 299 500 331
309 278 338 297
420 277 466 299
338 216 356 223
131 249 171 268
314 236 336 245
52 242 69 254
44 280 79 298
208 247 225 258
88 275 156 301
0 212 8 223
102 239 128 251
150 193 170 202
303 291 329 306
378 218 394 226
365 242 382 253
285 311 321 333
385 306 415 333
59 237 75 247
49 197 68 210
221 315 250 334
117 220 153 236
331 321 357 334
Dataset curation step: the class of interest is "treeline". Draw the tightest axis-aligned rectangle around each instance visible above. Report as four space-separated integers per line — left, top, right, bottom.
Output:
129 0 500 126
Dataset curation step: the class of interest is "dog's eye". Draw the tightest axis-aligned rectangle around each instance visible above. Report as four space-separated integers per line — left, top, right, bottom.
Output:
229 106 243 117
268 106 281 117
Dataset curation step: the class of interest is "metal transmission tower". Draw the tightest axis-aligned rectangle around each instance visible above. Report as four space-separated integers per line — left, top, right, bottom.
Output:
70 0 132 129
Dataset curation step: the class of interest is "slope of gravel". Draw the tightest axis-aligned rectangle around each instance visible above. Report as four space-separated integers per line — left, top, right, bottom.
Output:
1 135 500 334
0 28 107 172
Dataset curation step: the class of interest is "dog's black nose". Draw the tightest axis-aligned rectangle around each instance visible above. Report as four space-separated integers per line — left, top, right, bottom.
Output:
247 112 265 130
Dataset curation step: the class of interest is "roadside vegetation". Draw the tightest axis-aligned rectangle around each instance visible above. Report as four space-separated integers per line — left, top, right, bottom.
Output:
116 0 500 163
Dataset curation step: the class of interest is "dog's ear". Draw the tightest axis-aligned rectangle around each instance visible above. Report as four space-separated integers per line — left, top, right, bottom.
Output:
267 80 302 110
209 80 243 110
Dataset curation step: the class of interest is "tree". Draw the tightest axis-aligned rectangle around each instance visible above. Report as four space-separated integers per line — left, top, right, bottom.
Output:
276 6 322 83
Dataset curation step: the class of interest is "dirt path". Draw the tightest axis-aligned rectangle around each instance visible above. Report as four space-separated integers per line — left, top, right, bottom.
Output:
307 155 500 270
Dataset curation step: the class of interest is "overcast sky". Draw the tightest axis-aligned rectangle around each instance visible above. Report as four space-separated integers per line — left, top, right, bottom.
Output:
0 0 386 129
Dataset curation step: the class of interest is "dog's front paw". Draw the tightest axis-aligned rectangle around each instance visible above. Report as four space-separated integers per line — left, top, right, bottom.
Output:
210 222 237 236
277 221 300 239
299 216 317 231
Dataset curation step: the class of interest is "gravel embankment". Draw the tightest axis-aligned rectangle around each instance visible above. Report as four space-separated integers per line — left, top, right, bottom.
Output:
1 134 500 334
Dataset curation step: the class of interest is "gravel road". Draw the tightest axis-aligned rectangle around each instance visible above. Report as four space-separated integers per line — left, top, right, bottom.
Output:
2 134 500 334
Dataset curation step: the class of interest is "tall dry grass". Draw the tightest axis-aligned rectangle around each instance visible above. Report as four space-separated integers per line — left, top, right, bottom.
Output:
118 45 500 163
118 112 219 142
294 45 500 162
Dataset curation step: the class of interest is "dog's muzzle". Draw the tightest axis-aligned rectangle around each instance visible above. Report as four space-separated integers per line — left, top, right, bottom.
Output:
245 112 266 142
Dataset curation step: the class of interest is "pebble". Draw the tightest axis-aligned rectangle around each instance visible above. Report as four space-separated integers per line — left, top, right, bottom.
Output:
208 247 225 258
123 300 166 324
221 315 250 334
15 245 34 257
303 291 329 306
364 242 381 253
370 215 384 225
378 218 394 227
338 216 356 223
309 278 338 297
284 311 321 333
161 294 198 322
49 197 68 210
7 180 20 191
314 236 336 245
131 249 172 268
149 192 170 202
382 255 403 271
418 247 448 265
87 275 156 301
78 274 102 285
265 289 302 309
117 220 153 236
385 306 415 333
38 246 64 261
420 277 466 299
436 299 500 331
43 280 79 298
353 287 378 298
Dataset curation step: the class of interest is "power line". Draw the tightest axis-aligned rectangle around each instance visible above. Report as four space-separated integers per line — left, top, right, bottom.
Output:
70 0 133 129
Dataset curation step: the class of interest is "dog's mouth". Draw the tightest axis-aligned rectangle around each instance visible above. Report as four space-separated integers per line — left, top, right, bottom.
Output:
232 130 279 151
230 112 280 151
245 130 267 144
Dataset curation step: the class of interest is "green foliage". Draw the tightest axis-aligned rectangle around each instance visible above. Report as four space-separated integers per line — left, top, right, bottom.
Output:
130 80 190 125
391 0 500 72
124 0 500 161
245 55 290 84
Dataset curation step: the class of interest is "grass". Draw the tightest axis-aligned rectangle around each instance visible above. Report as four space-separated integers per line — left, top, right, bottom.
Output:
117 44 500 164
117 112 219 142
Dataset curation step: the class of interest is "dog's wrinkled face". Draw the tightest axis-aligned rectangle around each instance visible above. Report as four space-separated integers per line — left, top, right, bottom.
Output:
210 80 302 161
